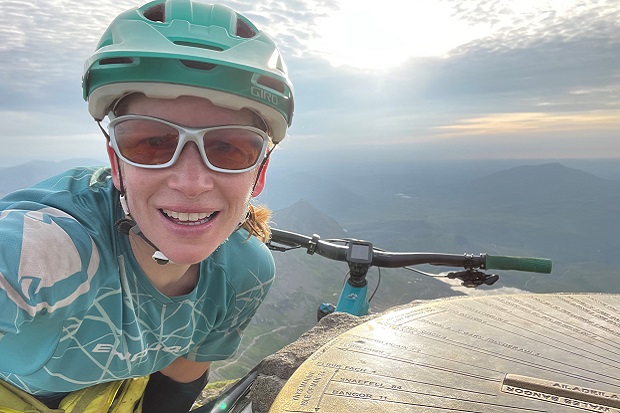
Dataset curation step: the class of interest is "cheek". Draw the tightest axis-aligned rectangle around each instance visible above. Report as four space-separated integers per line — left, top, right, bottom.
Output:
223 174 256 216
118 165 153 209
230 176 255 204
108 148 122 191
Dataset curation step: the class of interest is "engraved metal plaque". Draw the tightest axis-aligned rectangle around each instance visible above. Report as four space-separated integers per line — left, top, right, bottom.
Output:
270 293 620 412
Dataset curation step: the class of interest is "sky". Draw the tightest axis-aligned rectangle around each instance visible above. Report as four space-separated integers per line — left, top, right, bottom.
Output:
0 0 619 166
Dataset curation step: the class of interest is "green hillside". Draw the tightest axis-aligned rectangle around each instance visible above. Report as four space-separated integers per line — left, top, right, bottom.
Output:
212 160 620 380
2 158 619 381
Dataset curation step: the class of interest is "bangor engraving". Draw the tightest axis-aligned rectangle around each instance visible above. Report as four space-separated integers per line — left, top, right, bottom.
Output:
270 294 620 413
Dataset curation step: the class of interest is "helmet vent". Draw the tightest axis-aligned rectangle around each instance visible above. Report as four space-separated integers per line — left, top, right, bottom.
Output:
180 60 217 71
99 57 135 65
143 4 165 22
174 41 224 52
235 17 257 38
257 75 286 94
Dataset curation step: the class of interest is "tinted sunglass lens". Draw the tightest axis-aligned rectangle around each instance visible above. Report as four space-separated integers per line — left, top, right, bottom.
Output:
114 119 179 165
203 129 265 170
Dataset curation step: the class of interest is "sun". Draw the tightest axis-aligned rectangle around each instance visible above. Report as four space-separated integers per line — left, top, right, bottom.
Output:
310 0 489 71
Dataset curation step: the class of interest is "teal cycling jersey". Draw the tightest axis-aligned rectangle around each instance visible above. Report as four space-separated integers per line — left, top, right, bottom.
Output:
0 167 275 396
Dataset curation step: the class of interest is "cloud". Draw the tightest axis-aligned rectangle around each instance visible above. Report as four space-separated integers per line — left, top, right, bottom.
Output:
0 1 136 109
445 0 620 45
0 0 619 164
229 0 340 58
436 111 620 136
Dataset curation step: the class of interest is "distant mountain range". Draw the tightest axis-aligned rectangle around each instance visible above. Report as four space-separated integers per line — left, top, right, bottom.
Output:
261 160 620 270
0 159 106 197
2 157 620 380
242 159 620 379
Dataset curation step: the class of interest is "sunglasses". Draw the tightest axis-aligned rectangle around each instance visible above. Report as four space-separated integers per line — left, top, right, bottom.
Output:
107 115 270 173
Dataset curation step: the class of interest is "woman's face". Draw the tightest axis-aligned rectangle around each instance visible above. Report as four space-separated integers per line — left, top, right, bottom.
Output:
107 94 267 265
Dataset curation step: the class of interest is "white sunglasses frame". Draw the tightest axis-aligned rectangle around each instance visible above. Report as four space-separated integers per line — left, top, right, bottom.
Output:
107 114 270 173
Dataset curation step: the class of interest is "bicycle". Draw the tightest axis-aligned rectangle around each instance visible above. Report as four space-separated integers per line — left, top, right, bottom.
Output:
193 227 552 412
267 228 552 319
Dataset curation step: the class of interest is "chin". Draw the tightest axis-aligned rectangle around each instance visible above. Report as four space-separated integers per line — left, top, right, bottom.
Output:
163 247 218 266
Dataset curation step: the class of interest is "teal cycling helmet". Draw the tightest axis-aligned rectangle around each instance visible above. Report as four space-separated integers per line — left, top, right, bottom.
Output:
83 0 294 142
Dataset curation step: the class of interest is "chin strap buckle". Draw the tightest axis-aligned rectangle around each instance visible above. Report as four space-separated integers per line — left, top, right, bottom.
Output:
152 251 171 265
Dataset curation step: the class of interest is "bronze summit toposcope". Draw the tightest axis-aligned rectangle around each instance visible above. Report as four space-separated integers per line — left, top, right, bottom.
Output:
270 293 620 413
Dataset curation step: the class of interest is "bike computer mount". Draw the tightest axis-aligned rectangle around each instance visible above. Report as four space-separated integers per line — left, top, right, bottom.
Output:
347 240 373 265
346 239 373 282
315 240 374 322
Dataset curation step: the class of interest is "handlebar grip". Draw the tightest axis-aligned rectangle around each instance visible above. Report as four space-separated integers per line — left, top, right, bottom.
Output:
486 255 552 274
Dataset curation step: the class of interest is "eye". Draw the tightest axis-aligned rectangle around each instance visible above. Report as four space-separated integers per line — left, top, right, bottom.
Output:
214 140 233 153
144 133 178 148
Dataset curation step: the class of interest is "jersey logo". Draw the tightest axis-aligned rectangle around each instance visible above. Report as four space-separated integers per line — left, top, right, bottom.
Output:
92 342 191 363
0 208 100 316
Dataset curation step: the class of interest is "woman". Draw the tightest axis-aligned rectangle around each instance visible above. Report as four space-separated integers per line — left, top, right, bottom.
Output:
0 1 294 412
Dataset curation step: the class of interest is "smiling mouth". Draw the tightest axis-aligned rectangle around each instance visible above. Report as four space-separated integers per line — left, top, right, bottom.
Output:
161 209 218 225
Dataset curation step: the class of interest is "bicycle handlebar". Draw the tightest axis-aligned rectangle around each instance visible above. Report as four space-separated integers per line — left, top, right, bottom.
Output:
486 254 552 274
269 228 552 274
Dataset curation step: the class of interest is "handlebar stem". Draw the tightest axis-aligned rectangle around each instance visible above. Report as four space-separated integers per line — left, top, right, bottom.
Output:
348 263 370 278
347 274 368 288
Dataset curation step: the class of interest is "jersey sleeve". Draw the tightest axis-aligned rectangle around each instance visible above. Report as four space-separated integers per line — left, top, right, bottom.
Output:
185 232 275 362
0 204 101 335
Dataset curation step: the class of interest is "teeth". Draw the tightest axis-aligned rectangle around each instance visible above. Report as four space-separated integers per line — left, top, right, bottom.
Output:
162 209 213 223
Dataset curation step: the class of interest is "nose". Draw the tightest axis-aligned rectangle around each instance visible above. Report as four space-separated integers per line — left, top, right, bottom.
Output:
167 142 215 197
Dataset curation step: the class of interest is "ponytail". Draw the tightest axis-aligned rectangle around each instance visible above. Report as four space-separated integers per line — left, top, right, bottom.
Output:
241 204 271 243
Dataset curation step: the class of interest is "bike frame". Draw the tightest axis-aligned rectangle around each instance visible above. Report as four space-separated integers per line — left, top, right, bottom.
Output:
267 228 552 319
193 228 552 413
335 282 370 316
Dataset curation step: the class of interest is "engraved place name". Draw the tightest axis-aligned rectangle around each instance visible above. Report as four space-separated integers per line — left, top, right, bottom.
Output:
382 306 444 326
559 296 620 328
503 386 620 412
337 378 385 388
335 377 404 392
292 371 314 402
330 390 373 399
530 296 620 338
330 390 394 403
314 362 370 372
456 304 507 325
343 337 414 353
293 370 327 406
552 383 620 401
415 317 542 356
388 324 450 341
502 374 620 412
499 296 599 339
589 296 620 318
343 343 389 355
485 337 541 356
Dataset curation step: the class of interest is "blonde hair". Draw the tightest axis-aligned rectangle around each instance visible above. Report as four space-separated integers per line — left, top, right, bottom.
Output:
241 204 271 243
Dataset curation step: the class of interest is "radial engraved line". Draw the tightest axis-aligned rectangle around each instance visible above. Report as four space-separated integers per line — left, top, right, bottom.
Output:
454 302 620 367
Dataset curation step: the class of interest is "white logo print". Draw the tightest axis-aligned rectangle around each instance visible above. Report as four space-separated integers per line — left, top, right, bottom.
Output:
18 210 82 299
0 208 100 316
93 342 191 363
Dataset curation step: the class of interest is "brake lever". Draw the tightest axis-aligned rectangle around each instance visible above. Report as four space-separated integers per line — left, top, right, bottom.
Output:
266 242 299 252
447 270 499 288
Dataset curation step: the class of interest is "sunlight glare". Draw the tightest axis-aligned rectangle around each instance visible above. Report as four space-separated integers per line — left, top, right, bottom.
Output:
311 0 490 70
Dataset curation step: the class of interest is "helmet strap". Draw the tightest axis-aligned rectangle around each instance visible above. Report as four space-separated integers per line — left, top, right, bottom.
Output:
113 155 173 265
250 144 276 194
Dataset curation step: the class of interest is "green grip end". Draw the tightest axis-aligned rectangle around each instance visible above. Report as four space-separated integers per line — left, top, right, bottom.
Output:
486 255 552 274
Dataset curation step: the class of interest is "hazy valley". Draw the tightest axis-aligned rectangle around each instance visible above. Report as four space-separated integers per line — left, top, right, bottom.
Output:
2 157 619 379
